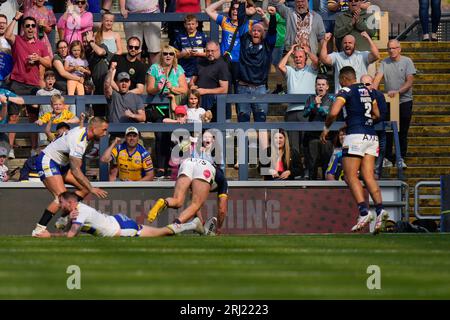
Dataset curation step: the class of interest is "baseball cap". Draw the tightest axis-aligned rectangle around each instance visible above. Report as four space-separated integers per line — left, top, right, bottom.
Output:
0 146 7 157
117 72 131 81
175 106 187 116
125 126 139 135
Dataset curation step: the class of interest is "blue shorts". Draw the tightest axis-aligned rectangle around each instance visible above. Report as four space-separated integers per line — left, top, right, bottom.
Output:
114 214 143 237
36 152 70 181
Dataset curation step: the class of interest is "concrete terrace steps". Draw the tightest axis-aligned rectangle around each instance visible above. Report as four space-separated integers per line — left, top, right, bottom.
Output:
413 105 450 115
411 115 450 124
397 41 450 51
385 166 450 178
409 136 450 146
379 52 450 62
403 157 450 166
379 84 450 94
408 125 450 137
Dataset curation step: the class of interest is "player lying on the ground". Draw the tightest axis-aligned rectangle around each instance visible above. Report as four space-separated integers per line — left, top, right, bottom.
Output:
147 130 222 233
320 66 389 234
32 117 110 237
35 191 204 238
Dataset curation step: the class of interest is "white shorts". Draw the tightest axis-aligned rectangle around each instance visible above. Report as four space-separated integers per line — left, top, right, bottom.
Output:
178 158 216 184
124 21 161 53
343 134 379 157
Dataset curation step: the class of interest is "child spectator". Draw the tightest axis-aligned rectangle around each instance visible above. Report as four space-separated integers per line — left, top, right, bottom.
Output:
0 145 8 182
34 70 62 117
172 14 208 83
35 94 79 144
167 90 208 123
94 12 123 55
326 127 346 181
163 104 188 124
64 40 90 96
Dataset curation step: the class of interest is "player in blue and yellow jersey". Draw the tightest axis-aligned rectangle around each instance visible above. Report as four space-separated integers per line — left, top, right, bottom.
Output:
320 66 389 234
100 126 154 181
32 117 109 237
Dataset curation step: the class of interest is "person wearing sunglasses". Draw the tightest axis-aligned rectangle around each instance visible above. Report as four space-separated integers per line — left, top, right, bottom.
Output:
109 36 147 95
333 0 376 52
5 10 51 158
57 0 93 45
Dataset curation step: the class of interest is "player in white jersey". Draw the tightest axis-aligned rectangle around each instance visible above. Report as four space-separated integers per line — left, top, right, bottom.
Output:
32 117 109 237
147 130 218 226
34 191 204 238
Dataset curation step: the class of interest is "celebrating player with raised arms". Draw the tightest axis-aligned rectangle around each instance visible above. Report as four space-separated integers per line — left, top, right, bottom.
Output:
32 117 110 237
320 66 389 234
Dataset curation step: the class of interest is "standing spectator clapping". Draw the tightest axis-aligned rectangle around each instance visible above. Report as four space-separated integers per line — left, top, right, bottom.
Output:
57 0 93 45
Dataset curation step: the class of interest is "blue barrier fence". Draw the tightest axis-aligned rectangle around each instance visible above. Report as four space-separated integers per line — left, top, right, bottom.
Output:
0 94 404 181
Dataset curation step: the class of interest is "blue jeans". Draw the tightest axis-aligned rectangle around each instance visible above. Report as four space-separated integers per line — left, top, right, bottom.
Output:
375 130 386 178
236 84 268 122
419 0 442 34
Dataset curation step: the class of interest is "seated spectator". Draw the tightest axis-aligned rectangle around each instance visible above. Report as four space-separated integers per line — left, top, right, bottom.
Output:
64 40 91 96
303 74 335 180
278 44 318 167
146 45 188 178
119 0 161 64
333 0 376 52
173 14 208 84
104 64 146 124
0 145 8 182
189 40 230 121
100 126 154 181
269 0 325 55
35 94 80 145
326 127 346 181
110 36 147 94
57 0 93 45
24 0 57 58
320 31 379 92
95 12 123 55
260 129 302 180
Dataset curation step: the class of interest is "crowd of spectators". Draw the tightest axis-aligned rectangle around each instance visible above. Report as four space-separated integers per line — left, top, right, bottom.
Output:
0 0 424 182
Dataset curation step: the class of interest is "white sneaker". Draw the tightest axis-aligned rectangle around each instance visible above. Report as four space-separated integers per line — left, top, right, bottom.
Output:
373 210 390 234
204 217 218 236
399 158 407 168
55 216 69 230
382 158 393 168
8 149 15 159
351 211 376 232
193 217 205 235
31 224 47 237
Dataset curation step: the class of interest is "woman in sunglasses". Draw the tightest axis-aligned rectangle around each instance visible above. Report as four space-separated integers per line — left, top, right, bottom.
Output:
146 45 188 179
57 0 93 45
24 0 57 58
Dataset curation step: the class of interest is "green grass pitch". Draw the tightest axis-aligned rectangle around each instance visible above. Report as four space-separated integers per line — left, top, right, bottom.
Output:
1 234 449 299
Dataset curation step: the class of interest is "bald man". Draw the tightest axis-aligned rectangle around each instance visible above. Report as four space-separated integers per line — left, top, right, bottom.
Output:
320 32 379 92
373 39 416 169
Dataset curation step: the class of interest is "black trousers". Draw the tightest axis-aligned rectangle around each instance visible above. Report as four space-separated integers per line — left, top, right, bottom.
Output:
385 100 413 160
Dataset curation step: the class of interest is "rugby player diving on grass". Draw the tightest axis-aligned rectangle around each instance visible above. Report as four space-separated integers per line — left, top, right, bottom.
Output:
35 191 204 238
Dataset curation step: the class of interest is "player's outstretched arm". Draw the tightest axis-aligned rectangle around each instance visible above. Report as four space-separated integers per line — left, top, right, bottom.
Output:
70 156 108 199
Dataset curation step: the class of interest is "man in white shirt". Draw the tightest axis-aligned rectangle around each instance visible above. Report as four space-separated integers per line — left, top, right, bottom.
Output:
320 31 380 92
32 117 109 237
35 191 204 238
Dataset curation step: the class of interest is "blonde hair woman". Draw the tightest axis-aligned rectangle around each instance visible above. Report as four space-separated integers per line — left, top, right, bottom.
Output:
94 12 123 54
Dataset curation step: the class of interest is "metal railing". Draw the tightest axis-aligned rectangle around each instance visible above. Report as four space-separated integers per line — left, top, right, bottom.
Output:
414 181 441 220
0 94 404 181
396 13 450 41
